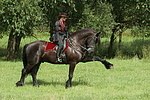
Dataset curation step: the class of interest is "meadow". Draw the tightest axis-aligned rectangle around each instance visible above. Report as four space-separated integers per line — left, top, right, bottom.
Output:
0 59 150 100
0 33 150 100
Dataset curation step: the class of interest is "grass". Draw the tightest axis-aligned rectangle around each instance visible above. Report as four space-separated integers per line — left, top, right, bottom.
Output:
0 59 150 100
0 33 150 99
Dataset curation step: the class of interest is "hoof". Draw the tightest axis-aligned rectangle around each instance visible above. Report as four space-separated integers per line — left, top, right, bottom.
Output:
33 84 40 87
65 83 72 89
66 80 72 89
65 85 72 89
109 64 114 69
106 64 114 69
16 81 24 86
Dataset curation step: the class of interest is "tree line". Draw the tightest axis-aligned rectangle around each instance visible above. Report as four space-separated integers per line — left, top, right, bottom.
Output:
0 0 149 60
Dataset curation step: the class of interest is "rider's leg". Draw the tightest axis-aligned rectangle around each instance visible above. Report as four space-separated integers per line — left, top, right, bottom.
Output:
57 40 64 62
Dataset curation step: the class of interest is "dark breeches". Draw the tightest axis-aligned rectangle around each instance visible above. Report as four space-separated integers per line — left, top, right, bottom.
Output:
57 40 64 58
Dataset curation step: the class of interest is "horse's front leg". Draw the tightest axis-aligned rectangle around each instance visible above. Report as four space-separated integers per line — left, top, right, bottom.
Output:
66 62 76 88
82 55 114 69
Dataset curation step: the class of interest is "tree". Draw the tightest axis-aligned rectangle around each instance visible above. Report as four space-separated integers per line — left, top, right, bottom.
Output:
107 0 150 35
40 0 115 34
73 1 115 32
39 0 81 36
0 0 43 60
106 0 150 58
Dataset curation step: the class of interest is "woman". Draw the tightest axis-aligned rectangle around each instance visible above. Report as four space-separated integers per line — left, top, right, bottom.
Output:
51 12 69 62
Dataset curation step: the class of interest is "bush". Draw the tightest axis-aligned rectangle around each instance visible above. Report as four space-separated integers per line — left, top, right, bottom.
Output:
94 41 118 58
95 38 150 59
142 46 150 59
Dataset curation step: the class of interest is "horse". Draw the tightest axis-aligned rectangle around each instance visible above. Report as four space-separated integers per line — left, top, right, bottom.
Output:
16 28 114 88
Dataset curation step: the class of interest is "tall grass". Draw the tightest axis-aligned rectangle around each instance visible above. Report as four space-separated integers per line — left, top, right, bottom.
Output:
0 59 150 100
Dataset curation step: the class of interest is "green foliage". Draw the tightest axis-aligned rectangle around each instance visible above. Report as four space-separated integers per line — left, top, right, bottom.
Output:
121 39 150 59
131 26 150 37
39 0 77 30
0 0 43 37
0 0 149 36
142 46 150 59
96 37 150 59
0 0 150 60
108 0 150 36
39 0 116 36
71 2 115 35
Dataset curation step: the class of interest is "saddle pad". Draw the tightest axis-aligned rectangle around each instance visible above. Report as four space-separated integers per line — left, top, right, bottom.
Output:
45 42 56 51
45 40 69 52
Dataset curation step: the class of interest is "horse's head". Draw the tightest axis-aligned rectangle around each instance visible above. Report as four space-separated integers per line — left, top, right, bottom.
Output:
70 28 100 53
70 28 101 54
86 31 101 54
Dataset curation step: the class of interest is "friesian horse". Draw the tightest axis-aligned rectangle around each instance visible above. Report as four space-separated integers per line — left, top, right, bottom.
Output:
16 28 113 88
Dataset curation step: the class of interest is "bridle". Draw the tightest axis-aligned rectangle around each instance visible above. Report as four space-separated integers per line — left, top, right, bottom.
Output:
68 34 97 54
68 38 88 53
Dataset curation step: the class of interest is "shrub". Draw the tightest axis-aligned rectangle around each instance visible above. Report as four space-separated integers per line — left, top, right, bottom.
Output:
95 38 150 59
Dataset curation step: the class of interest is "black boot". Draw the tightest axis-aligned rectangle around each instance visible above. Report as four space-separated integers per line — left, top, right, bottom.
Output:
56 40 64 62
57 46 63 62
56 48 62 62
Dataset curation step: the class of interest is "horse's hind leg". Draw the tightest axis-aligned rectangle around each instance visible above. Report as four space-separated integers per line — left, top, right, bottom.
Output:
31 63 41 87
16 69 27 86
16 64 35 86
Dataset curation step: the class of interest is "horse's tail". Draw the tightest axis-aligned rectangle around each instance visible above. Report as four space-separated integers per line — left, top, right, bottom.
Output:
22 44 28 68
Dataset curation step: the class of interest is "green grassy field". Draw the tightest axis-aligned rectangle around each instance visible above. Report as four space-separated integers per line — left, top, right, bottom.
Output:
0 59 150 100
0 33 150 100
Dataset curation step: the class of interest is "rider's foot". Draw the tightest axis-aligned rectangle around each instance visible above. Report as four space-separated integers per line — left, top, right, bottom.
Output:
57 58 62 62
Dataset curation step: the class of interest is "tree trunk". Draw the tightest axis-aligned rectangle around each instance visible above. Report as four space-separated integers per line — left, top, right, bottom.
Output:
118 32 122 51
7 31 22 60
107 32 116 58
118 25 126 51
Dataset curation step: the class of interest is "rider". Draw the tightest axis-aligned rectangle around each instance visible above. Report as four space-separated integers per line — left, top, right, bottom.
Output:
50 12 69 62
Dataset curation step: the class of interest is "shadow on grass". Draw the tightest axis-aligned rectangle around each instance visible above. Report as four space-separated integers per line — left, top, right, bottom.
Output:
26 79 89 87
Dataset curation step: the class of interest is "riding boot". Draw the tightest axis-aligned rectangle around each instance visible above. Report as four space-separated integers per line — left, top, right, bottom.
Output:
56 40 63 62
56 47 62 62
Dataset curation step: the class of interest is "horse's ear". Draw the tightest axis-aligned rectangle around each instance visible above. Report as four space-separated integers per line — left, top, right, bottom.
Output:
95 31 101 45
96 31 101 37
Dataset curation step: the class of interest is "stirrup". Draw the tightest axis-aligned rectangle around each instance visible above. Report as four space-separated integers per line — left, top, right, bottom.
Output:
57 58 62 62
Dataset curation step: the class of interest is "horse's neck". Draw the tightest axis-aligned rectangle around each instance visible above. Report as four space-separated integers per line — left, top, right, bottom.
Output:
69 36 86 47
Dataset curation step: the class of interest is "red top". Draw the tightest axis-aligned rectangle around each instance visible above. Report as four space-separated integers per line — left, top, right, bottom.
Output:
59 20 66 31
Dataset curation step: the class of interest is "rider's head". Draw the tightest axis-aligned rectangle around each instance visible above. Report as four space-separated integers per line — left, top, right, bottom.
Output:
59 12 68 21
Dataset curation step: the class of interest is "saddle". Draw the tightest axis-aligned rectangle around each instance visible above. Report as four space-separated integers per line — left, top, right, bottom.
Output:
45 39 69 52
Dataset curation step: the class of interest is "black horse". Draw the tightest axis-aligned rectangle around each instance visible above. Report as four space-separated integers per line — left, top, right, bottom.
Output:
16 28 113 88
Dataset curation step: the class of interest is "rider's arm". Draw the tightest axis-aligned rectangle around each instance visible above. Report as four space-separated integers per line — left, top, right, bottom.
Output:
64 22 68 32
55 21 64 35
